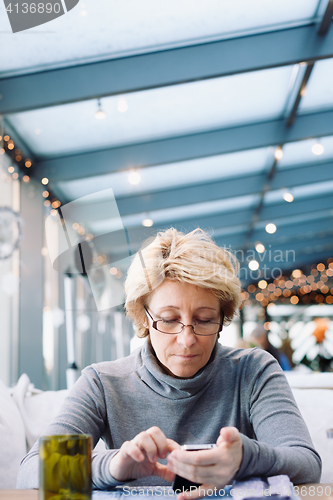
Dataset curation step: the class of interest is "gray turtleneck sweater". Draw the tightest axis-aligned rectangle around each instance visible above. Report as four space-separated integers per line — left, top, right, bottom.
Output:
16 342 321 490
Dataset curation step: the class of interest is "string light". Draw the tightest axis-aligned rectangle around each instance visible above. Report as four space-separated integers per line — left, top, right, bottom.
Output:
255 242 265 253
41 177 49 185
25 160 32 168
248 260 259 270
274 146 283 160
22 175 30 183
265 223 277 234
258 280 267 289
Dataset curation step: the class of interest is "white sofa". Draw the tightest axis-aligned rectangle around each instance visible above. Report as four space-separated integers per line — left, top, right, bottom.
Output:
1 372 332 489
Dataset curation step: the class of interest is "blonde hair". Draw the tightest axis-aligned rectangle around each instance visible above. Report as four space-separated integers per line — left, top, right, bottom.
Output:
124 228 241 338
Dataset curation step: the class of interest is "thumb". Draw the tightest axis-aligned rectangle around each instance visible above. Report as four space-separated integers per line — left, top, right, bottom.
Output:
217 427 239 445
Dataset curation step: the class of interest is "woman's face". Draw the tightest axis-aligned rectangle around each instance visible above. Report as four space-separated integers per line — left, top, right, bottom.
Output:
146 279 220 379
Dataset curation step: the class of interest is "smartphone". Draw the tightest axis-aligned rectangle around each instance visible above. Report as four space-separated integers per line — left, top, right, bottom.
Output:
172 444 216 492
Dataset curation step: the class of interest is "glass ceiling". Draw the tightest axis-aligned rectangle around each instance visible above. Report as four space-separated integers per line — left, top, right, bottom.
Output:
89 194 259 234
56 147 270 200
277 135 333 168
7 65 294 156
0 0 320 76
264 180 333 204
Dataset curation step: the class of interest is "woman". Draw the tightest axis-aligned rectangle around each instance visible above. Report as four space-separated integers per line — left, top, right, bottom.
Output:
17 228 321 496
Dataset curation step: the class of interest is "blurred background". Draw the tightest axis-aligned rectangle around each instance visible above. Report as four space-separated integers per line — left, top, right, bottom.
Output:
1 0 333 390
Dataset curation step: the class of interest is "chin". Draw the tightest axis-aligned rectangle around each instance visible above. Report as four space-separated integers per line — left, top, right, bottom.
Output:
169 366 199 379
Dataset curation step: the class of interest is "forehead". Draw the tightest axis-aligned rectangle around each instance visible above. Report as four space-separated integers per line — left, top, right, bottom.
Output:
147 279 219 310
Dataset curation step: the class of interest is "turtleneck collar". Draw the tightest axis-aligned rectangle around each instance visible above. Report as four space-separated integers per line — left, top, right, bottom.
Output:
137 339 221 400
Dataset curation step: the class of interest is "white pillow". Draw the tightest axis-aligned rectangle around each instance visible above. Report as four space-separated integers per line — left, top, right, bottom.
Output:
292 388 333 483
0 378 27 489
11 373 69 450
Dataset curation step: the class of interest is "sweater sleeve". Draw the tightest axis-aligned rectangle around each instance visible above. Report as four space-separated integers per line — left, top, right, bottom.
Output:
16 366 121 490
234 349 321 484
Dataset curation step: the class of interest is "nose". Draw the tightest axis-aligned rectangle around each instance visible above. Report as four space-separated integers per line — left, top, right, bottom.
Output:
176 324 197 348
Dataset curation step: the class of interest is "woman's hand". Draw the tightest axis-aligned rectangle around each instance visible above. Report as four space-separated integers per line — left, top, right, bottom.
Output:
167 427 243 499
109 426 180 482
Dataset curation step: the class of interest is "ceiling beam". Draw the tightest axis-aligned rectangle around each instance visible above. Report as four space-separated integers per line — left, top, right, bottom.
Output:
34 108 333 182
2 24 333 114
285 63 314 127
318 0 333 35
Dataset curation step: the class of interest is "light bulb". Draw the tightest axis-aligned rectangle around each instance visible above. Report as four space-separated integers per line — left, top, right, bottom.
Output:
128 171 141 185
142 218 153 227
311 142 324 155
248 260 259 271
255 242 265 253
95 99 106 120
283 192 294 203
265 223 277 234
274 147 283 160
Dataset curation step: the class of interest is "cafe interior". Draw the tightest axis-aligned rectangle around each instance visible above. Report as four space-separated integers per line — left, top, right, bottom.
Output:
0 0 333 490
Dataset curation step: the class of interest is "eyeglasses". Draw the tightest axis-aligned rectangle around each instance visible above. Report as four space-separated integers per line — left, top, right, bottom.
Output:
144 307 224 336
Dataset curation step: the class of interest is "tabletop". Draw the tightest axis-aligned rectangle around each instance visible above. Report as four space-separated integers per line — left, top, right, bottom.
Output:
1 486 333 500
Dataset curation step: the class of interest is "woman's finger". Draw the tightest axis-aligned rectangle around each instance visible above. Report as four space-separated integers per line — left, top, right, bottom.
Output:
178 483 216 500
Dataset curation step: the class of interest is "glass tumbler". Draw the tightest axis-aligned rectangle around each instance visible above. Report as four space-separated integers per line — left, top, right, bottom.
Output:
39 434 92 500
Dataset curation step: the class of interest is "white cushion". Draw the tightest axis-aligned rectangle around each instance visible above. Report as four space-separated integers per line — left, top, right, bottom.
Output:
0 378 26 489
11 373 69 450
292 388 333 483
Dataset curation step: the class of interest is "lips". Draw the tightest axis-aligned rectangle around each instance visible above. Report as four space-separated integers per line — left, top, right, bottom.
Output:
175 354 198 359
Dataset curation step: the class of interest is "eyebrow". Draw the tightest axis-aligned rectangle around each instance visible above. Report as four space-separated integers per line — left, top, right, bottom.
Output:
157 306 218 312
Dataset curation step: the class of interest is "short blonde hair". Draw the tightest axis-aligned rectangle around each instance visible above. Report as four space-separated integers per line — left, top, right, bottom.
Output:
124 228 241 338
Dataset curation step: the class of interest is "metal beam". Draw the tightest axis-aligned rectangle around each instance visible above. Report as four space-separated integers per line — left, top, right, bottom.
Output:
2 24 333 114
285 0 333 126
285 63 314 127
318 0 333 35
34 109 333 182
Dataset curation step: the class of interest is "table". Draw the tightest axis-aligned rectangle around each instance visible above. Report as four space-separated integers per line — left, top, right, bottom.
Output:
1 486 332 500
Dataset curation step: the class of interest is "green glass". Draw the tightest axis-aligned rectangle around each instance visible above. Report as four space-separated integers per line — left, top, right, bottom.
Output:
39 434 92 500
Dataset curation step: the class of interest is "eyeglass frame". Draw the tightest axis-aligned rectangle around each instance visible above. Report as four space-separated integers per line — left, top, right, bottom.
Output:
144 306 224 336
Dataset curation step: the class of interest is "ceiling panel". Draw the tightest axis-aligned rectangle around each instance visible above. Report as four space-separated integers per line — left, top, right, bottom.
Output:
55 147 271 201
277 135 333 167
264 179 333 204
0 0 319 76
7 65 294 157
